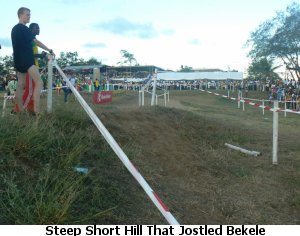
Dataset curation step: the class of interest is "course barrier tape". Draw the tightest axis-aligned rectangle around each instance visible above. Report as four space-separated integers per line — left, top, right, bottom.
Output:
53 61 179 225
2 86 70 100
3 95 15 100
241 96 298 104
200 89 300 115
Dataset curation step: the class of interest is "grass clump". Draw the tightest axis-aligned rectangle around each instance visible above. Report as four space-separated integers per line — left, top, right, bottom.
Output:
0 167 83 224
0 109 112 224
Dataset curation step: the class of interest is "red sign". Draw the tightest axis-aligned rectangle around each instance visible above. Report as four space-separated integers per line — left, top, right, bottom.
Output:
93 91 113 104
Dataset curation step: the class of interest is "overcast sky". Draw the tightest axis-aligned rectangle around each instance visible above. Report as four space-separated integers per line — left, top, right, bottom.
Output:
0 0 295 71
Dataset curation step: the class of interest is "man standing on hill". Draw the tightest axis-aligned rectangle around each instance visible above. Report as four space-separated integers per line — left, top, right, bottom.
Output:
11 7 54 114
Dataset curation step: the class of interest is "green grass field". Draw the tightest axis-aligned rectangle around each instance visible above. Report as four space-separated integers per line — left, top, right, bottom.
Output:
0 89 299 224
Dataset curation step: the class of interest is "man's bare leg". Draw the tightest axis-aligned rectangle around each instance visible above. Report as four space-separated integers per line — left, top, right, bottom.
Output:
28 65 42 113
16 72 26 112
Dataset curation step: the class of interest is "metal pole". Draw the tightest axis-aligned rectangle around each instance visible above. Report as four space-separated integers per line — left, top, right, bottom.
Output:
54 62 179 224
262 100 265 116
272 101 278 165
47 55 53 114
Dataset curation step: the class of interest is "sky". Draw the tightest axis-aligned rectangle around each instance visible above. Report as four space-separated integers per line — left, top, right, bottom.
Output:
0 0 296 72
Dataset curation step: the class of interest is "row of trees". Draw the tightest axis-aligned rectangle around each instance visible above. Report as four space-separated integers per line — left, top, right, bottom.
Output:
0 49 137 81
0 56 14 78
0 52 102 79
168 2 300 82
246 2 300 82
55 51 101 68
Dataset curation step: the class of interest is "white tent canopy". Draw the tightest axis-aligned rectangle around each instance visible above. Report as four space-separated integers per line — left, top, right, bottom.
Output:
157 71 243 81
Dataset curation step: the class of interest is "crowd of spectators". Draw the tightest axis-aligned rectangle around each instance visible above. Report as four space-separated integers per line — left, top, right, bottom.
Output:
265 79 300 110
1 70 300 110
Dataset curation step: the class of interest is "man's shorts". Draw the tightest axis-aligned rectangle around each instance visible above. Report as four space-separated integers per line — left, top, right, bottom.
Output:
15 63 34 73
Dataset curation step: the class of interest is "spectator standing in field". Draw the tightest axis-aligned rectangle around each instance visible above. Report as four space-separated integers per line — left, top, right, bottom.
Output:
11 7 54 114
7 76 17 96
62 79 70 103
94 78 100 91
69 74 77 88
55 77 62 95
68 74 77 100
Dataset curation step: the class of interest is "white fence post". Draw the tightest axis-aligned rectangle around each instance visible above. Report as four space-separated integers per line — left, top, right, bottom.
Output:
106 80 110 91
151 69 157 106
238 90 241 109
272 101 278 165
139 90 142 106
47 55 53 114
2 97 7 117
242 98 245 111
284 100 287 117
240 92 245 111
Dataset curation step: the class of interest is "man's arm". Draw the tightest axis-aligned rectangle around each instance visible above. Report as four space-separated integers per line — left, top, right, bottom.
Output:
34 38 55 56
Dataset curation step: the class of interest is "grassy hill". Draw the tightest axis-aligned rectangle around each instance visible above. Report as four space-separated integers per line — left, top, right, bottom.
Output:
0 89 299 224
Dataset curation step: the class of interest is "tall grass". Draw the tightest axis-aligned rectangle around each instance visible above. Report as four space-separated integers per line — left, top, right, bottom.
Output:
0 106 111 224
0 167 83 224
0 100 158 224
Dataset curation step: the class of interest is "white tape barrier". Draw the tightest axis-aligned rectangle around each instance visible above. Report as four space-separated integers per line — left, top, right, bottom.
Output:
243 96 298 105
200 89 300 115
3 95 15 100
54 62 179 225
1 85 71 116
3 86 70 99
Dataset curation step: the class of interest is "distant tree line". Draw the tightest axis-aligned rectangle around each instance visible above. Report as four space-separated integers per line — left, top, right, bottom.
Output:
0 49 139 81
0 52 102 82
246 2 300 81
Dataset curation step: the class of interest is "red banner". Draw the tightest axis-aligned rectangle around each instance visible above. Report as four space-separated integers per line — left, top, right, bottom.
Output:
92 91 113 104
